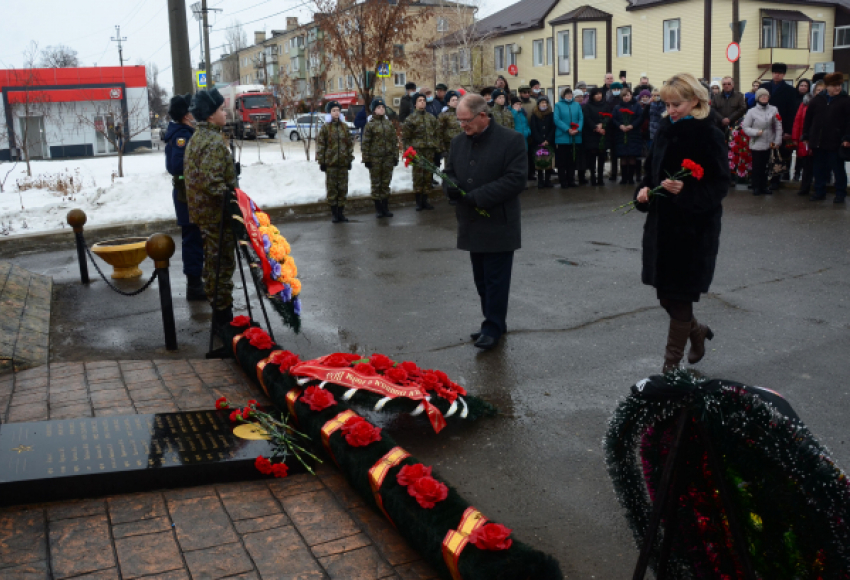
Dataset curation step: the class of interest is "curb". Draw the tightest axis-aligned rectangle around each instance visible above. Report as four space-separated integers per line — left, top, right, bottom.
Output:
0 190 434 258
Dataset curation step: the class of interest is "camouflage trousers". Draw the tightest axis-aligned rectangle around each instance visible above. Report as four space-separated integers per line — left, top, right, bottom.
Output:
412 148 436 197
325 166 349 208
369 160 395 200
200 218 236 311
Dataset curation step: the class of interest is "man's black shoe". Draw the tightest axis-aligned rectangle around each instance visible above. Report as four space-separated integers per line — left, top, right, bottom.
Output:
470 332 481 341
810 194 826 201
834 196 846 204
474 334 498 350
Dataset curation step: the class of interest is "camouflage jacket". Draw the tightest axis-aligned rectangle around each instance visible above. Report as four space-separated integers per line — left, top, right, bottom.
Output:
361 115 398 162
491 104 515 130
402 109 440 152
184 122 237 227
317 120 354 167
437 108 463 154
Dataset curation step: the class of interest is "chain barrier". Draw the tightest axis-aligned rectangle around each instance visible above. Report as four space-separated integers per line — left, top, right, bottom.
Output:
81 235 159 297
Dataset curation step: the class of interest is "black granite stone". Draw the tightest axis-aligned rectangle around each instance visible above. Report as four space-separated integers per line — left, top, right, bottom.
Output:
0 411 304 506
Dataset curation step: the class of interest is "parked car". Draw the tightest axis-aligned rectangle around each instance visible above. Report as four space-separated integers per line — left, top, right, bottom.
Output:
281 113 357 141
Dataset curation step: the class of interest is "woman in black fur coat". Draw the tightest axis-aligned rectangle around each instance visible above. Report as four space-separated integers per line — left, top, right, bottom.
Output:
635 73 731 372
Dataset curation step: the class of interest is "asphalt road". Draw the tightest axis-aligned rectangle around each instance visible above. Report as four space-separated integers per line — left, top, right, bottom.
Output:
8 181 850 578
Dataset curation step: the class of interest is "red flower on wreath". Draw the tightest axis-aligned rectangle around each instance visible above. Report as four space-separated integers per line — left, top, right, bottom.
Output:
407 475 448 509
400 361 421 376
681 159 705 180
469 523 513 551
340 416 382 447
255 456 273 475
270 463 289 478
215 397 229 410
421 373 441 391
369 353 395 371
301 385 337 411
397 463 432 487
324 353 362 367
270 350 300 372
385 366 408 384
353 362 376 376
244 327 274 350
231 315 251 327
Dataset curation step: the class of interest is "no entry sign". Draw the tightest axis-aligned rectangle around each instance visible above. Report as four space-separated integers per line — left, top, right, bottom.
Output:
726 42 740 63
508 64 518 76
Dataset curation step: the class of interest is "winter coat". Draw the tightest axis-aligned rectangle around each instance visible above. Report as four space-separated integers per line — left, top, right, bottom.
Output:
582 99 610 150
742 104 783 151
553 97 583 145
184 122 238 228
745 91 757 109
648 100 665 140
802 91 850 152
760 80 796 135
317 119 355 167
519 97 537 122
361 115 398 163
612 100 645 157
511 108 530 143
711 91 747 126
164 122 195 203
398 94 413 123
791 102 811 158
635 116 730 296
443 119 527 253
402 109 440 152
438 107 463 154
426 98 444 118
491 104 515 129
354 109 368 130
529 107 556 148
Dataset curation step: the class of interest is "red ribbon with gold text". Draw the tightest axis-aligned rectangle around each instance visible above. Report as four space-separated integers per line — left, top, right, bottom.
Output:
367 446 410 526
442 507 488 580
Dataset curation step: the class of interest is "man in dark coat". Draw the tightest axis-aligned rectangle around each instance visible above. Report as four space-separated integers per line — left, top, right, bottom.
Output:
760 63 797 183
164 94 205 301
802 72 850 203
443 94 527 350
398 81 416 123
711 76 747 133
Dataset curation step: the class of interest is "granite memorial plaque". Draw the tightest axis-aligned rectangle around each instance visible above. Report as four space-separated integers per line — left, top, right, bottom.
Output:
0 410 299 505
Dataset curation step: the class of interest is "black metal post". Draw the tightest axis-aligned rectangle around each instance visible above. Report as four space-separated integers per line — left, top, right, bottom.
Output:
146 234 178 351
67 209 89 284
235 240 255 323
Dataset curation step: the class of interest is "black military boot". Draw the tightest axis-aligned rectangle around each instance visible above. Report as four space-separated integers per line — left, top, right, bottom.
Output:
421 194 434 210
331 206 342 223
381 199 394 217
213 306 233 329
337 206 350 222
374 199 384 218
415 194 424 211
186 275 207 301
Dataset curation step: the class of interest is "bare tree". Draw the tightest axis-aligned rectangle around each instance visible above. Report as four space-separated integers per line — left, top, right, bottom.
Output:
314 0 432 109
225 20 249 54
276 49 327 161
6 43 52 177
424 0 495 91
146 63 167 126
0 117 18 194
39 44 80 68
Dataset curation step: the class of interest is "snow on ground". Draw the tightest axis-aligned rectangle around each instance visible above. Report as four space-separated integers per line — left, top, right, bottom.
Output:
0 141 414 236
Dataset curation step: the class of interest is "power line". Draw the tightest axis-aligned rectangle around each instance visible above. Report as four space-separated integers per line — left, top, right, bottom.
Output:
212 2 312 32
111 25 129 67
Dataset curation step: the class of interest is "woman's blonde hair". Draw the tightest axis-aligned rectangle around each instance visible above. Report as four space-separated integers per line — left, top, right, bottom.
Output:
659 73 711 120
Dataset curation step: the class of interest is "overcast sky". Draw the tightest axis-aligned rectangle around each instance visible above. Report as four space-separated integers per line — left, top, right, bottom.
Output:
1 0 510 95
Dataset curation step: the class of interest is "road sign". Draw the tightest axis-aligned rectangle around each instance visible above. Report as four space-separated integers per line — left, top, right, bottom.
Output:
377 62 391 78
196 71 207 88
729 20 747 38
726 42 740 63
508 64 518 76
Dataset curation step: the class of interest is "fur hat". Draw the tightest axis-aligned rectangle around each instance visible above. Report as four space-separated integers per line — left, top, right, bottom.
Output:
491 88 506 101
326 100 342 113
536 94 550 105
370 97 386 111
812 72 827 84
610 82 623 90
771 62 787 74
824 72 843 86
191 88 224 121
168 94 192 122
518 84 531 92
412 92 427 106
755 88 770 101
445 90 461 104
436 83 448 91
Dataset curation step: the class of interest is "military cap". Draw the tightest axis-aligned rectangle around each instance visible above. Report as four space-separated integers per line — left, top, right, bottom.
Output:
326 100 342 113
191 88 225 121
168 94 193 122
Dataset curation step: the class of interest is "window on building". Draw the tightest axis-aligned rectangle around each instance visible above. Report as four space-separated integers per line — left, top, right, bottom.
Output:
394 72 406 86
762 18 796 48
663 19 680 52
437 17 448 32
533 39 544 67
460 48 471 71
393 44 405 58
347 75 355 89
495 45 505 70
836 25 850 48
546 37 553 65
291 57 299 71
285 42 289 53
617 26 631 57
811 22 825 53
507 47 517 67
441 53 450 74
557 30 570 75
583 29 596 59
338 77 344 90
450 52 459 74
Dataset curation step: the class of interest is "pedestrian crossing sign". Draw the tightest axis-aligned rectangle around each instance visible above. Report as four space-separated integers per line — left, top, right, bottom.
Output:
197 71 207 88
377 62 391 78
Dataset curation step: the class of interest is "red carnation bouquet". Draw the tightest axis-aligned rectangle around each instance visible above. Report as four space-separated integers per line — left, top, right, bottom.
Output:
403 147 489 217
569 122 580 160
613 159 704 215
619 107 635 143
599 112 612 149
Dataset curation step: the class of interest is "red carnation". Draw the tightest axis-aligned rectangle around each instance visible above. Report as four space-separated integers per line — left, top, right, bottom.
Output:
400 361 421 377
421 372 440 390
340 416 382 447
230 315 251 327
244 327 274 350
407 475 448 509
369 353 395 371
397 463 432 487
569 122 579 130
215 397 229 410
324 353 362 367
271 462 289 478
242 407 253 420
600 112 612 118
301 385 337 411
403 146 417 160
247 399 257 407
353 362 376 376
681 159 705 180
619 108 632 114
775 114 782 121
229 410 241 422
255 456 273 475
270 350 300 372
469 523 513 551
385 366 408 383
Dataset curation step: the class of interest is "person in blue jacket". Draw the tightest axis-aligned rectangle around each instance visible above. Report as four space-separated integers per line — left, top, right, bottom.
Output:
164 94 206 301
354 106 368 141
510 96 530 144
553 87 584 188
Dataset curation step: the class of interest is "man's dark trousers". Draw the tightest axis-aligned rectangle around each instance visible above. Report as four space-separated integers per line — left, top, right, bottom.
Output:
172 189 204 276
470 251 513 338
813 149 847 200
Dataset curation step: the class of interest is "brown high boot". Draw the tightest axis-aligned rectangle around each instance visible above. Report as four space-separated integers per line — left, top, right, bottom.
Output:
663 318 692 373
687 318 714 364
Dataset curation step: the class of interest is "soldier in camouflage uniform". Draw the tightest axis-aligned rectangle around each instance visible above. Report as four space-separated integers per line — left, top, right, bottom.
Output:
183 88 238 327
402 92 440 210
361 97 398 219
317 100 354 223
490 89 515 130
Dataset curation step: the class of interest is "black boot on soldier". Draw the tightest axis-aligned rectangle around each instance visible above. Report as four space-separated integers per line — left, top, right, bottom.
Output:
421 194 434 210
381 199 393 217
213 305 234 329
331 206 342 223
186 275 207 301
374 199 384 218
337 206 349 222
